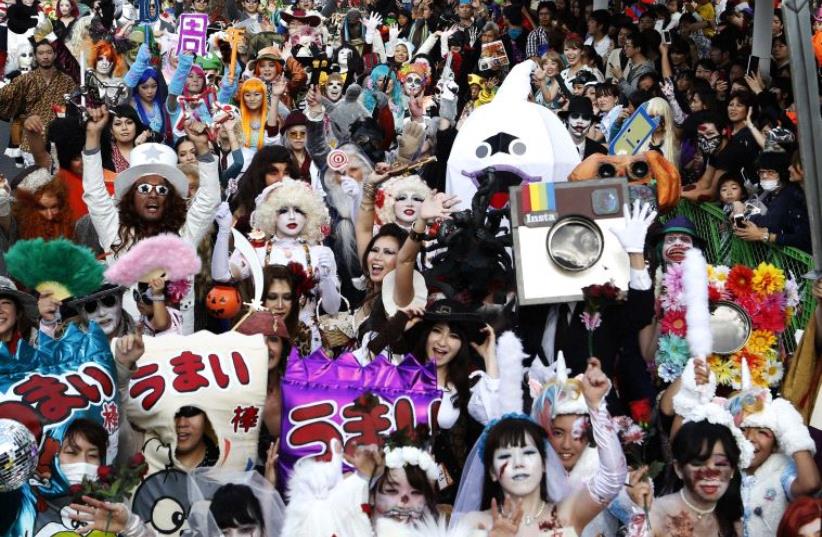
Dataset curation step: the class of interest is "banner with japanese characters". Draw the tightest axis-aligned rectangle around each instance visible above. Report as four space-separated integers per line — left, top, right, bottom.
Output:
0 323 119 537
279 350 441 485
125 330 268 476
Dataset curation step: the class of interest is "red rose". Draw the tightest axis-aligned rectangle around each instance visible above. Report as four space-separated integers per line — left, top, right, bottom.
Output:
586 285 603 299
97 465 113 481
602 283 620 300
361 503 373 516
128 453 146 468
629 399 653 424
68 484 83 496
708 285 721 302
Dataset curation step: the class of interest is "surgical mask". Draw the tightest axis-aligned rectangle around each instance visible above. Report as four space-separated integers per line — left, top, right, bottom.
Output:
697 134 721 155
61 462 99 485
760 179 779 192
507 27 523 39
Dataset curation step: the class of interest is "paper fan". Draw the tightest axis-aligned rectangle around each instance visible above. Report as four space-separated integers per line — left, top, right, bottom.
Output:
5 239 104 301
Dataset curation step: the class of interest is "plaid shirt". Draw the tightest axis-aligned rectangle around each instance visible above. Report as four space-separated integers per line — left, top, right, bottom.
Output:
526 26 549 59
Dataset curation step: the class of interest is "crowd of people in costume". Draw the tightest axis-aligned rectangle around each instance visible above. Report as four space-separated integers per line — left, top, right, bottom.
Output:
1 0 822 534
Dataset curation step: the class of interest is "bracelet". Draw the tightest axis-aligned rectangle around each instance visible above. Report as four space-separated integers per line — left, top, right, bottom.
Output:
409 228 427 242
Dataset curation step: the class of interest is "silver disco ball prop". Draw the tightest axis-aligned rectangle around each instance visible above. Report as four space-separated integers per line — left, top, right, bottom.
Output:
0 418 39 492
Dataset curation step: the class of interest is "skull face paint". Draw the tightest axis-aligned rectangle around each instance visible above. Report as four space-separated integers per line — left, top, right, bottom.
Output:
662 232 693 264
373 468 427 525
403 74 424 98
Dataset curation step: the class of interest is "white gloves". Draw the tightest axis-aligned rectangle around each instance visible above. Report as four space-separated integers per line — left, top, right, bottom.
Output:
214 201 233 235
0 185 11 218
315 248 336 281
364 13 383 44
673 358 717 420
772 398 817 456
610 199 657 254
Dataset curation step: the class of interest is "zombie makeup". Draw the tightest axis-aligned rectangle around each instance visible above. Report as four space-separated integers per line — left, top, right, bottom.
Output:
373 468 427 525
681 452 734 503
491 434 544 497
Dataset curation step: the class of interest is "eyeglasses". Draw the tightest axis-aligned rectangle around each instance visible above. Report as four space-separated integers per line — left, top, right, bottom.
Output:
83 294 118 314
287 131 306 139
132 288 153 304
135 183 170 196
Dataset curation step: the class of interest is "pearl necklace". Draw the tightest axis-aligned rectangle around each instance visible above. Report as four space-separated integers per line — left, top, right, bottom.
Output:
504 501 546 527
679 489 717 520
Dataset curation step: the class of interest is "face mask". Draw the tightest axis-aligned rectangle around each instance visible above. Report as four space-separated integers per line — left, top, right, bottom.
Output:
62 462 99 485
760 179 779 192
697 135 721 155
507 27 523 39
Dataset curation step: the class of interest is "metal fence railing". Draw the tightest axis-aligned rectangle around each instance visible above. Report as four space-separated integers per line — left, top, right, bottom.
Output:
667 201 816 354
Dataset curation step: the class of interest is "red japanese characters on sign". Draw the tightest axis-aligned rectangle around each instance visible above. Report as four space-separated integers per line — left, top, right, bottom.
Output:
129 351 251 411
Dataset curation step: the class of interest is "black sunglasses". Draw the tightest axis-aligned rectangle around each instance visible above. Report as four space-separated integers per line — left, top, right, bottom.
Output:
83 294 118 314
132 288 154 304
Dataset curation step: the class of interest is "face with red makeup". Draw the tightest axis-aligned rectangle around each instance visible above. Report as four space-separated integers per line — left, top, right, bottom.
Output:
675 441 735 504
662 232 694 264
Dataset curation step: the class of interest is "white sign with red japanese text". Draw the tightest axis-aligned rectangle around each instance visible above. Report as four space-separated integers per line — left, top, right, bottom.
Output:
124 331 268 475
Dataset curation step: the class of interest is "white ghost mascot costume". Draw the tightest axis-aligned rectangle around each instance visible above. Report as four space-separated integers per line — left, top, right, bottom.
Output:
446 60 580 210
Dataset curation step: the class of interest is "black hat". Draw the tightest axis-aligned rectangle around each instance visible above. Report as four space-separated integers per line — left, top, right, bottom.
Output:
422 299 485 342
570 70 597 86
567 96 594 118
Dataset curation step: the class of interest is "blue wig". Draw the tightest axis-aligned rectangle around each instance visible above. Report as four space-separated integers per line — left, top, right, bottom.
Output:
133 67 168 135
362 64 403 113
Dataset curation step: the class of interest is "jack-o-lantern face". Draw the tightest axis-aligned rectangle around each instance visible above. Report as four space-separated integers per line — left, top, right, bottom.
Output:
205 285 242 319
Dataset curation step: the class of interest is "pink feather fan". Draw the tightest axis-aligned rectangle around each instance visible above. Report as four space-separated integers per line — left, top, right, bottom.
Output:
104 234 202 286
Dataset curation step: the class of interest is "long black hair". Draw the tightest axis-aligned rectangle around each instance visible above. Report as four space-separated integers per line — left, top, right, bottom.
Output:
412 320 472 415
480 418 549 510
210 484 265 533
357 224 408 339
370 463 438 517
230 145 299 216
672 421 743 537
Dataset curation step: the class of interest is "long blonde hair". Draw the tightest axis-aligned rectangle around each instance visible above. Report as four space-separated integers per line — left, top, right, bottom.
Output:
645 97 679 164
239 77 268 149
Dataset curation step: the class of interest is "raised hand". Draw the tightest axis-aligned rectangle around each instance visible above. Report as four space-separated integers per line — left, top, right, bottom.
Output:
271 74 288 98
419 191 460 222
582 357 610 409
609 199 657 254
264 439 279 486
626 466 654 510
482 497 523 537
86 106 110 135
38 290 61 324
114 326 145 369
67 496 130 534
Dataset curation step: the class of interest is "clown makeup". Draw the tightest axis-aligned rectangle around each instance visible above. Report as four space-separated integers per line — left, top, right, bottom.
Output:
366 236 400 283
257 59 278 82
275 206 307 238
374 468 427 525
395 44 410 64
567 113 593 141
425 323 462 370
678 441 734 504
662 232 693 264
742 427 776 472
80 294 123 337
548 414 589 471
393 191 425 225
325 79 344 101
403 74 424 98
491 433 544 497
243 90 264 111
96 55 114 76
186 70 205 94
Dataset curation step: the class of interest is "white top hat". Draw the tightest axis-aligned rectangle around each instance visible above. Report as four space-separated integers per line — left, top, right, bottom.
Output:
114 143 190 200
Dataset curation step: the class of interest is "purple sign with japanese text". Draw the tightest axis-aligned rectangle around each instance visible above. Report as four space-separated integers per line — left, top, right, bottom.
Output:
278 349 441 486
176 13 209 57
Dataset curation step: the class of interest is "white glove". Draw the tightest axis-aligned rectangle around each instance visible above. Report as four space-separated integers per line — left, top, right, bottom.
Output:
214 201 233 235
609 199 657 254
315 248 337 281
673 358 717 419
772 398 816 456
0 184 11 218
340 176 360 198
364 12 382 44
388 23 399 42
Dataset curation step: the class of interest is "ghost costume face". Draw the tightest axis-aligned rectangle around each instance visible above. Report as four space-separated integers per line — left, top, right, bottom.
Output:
16 44 35 72
446 60 580 209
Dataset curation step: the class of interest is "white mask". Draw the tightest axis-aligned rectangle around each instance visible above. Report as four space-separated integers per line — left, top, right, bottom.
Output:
326 80 344 101
61 462 99 485
81 295 124 337
760 179 779 192
18 49 34 70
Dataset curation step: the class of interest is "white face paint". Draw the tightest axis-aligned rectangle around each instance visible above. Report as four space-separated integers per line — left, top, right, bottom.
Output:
96 55 114 75
393 190 425 225
275 206 307 238
17 47 34 70
567 114 592 141
373 468 428 525
662 233 693 264
338 49 351 70
80 294 124 337
403 74 424 97
491 433 544 497
325 79 344 101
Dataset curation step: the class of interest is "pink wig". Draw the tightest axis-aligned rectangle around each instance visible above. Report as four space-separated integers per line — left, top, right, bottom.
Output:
104 234 202 286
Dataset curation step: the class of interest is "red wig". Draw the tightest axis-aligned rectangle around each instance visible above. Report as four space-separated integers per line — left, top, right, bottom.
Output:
57 0 80 18
777 497 822 537
88 41 127 77
14 179 76 241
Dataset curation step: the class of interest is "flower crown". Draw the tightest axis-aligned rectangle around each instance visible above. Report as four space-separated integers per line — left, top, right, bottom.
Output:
384 445 438 482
